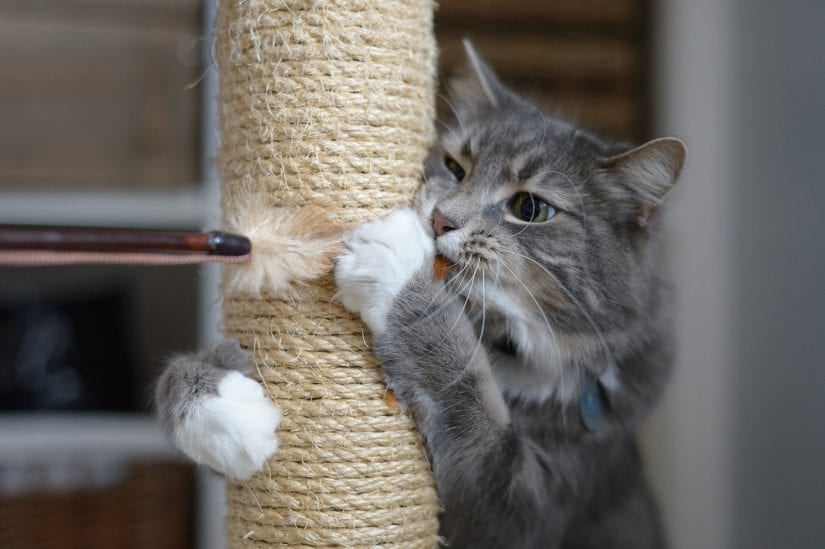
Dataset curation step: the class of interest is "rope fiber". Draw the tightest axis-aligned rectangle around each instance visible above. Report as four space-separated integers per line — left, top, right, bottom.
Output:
217 0 440 546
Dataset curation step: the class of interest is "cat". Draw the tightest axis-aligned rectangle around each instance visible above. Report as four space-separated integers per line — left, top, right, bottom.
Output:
155 40 685 548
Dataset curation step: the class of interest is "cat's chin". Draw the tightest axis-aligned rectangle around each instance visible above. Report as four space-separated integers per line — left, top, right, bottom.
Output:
468 293 580 404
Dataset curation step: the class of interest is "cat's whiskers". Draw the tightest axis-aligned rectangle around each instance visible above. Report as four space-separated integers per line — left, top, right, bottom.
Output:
508 249 615 369
466 228 520 288
440 260 488 393
532 254 579 270
454 227 569 388
483 218 521 281
394 261 474 349
413 258 474 321
469 268 488 364
450 259 482 338
418 259 481 358
484 214 505 237
498 260 566 392
510 220 535 240
492 255 505 286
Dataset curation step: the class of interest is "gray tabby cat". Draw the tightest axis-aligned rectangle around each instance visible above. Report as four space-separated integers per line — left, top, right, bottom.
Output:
156 41 685 548
336 41 685 548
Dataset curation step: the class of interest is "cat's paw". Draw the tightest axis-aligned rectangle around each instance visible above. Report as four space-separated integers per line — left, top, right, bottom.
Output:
172 371 281 481
335 208 434 335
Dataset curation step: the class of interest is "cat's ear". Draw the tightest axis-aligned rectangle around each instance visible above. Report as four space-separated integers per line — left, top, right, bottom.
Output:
448 39 510 110
600 137 687 227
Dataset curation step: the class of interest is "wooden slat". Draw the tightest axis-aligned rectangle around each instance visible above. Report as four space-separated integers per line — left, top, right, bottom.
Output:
434 0 649 142
437 87 642 142
437 31 642 87
526 90 643 141
0 7 200 189
436 0 643 27
0 0 201 27
0 0 647 190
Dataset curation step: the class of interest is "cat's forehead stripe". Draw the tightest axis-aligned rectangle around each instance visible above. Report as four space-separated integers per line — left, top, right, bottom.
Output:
511 155 545 182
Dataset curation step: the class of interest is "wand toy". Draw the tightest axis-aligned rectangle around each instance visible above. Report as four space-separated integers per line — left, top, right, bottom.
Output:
0 225 251 266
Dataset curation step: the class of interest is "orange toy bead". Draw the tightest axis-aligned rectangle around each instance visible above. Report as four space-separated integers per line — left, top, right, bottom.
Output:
433 254 452 280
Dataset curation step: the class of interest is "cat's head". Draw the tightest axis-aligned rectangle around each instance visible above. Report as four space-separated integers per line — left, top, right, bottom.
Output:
417 41 686 401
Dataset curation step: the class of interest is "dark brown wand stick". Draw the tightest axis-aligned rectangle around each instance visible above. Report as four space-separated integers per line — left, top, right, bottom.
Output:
0 226 251 266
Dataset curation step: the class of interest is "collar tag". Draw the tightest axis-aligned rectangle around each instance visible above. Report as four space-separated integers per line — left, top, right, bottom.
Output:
580 376 606 433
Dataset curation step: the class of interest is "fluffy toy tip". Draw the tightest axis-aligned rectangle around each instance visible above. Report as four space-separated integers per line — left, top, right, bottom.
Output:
223 197 344 297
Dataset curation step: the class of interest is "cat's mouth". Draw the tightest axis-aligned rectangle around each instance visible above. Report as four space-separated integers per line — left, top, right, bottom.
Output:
434 228 504 280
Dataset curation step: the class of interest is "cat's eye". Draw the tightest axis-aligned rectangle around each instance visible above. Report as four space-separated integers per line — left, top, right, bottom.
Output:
510 192 555 223
444 155 465 182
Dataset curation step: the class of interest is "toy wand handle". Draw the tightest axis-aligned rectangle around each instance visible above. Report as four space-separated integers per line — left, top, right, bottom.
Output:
0 226 251 266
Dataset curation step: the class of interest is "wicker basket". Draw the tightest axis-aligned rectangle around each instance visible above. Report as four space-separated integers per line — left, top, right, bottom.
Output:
0 462 195 549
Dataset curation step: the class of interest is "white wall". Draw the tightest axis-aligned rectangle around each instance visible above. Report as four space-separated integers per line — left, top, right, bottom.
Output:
650 1 825 548
646 1 736 548
729 2 825 548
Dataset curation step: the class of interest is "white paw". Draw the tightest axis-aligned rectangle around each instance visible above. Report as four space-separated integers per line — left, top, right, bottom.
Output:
335 208 434 335
172 371 281 481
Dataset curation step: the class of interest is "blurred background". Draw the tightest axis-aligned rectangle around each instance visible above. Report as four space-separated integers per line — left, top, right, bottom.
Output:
0 0 823 548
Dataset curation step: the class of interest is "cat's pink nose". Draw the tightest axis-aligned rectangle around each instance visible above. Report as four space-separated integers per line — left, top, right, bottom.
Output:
432 209 457 236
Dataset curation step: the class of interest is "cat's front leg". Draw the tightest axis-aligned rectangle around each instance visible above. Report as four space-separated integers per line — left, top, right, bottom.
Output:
376 279 569 546
154 339 281 480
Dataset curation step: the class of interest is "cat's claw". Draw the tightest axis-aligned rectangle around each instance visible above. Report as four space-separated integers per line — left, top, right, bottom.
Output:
335 208 434 335
171 371 281 480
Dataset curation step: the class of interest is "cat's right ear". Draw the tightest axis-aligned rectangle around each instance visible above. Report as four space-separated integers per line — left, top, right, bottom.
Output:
447 39 510 111
600 137 687 227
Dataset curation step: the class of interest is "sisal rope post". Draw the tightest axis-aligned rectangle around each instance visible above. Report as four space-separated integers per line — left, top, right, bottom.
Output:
216 0 440 546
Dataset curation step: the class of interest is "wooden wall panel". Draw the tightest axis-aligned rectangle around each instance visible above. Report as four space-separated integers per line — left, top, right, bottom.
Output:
435 0 649 142
438 33 640 86
0 1 648 190
437 0 643 27
0 1 201 190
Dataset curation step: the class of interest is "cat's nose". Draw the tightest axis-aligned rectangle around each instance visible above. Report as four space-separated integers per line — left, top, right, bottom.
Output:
432 209 458 236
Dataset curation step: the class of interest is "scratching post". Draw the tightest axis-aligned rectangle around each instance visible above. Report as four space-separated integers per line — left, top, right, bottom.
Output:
217 0 439 546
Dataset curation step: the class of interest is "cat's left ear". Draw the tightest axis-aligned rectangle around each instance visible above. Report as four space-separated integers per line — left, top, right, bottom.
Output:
600 137 687 227
448 39 511 111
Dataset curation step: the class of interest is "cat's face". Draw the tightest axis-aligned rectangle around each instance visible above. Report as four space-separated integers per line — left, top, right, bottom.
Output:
416 42 685 401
